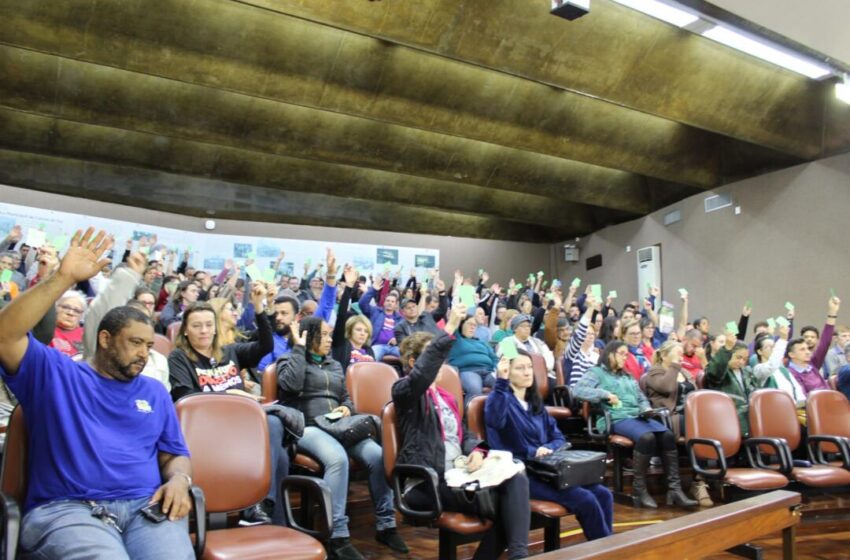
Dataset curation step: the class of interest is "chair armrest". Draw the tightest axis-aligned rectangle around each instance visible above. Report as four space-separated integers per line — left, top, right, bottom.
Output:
187 485 206 560
807 435 850 469
644 408 672 430
687 437 728 480
551 384 570 408
744 437 793 475
282 475 333 542
0 491 20 560
391 464 442 521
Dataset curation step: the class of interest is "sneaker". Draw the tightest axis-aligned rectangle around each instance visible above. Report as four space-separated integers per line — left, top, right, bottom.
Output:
240 502 272 526
327 537 366 560
690 480 714 507
376 528 410 553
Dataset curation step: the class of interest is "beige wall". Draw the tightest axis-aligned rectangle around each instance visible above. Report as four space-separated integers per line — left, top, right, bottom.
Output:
554 152 850 331
0 184 552 284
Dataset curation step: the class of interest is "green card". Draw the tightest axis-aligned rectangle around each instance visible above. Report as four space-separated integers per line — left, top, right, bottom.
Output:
571 277 581 288
678 288 688 297
785 301 794 311
52 233 68 252
831 288 837 298
262 268 276 283
725 321 739 335
478 268 484 276
458 285 476 307
499 338 519 359
0 269 11 283
542 280 549 288
514 283 523 291
246 264 263 280
537 270 544 276
247 251 257 259
745 300 752 308
139 246 150 255
589 284 602 301
766 317 776 330
776 316 790 328
608 290 618 298
528 274 535 282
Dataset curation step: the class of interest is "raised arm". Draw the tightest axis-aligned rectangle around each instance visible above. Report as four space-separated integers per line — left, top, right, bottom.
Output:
0 228 111 374
813 296 840 370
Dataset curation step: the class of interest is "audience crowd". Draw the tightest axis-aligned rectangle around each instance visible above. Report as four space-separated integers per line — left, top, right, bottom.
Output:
0 223 847 560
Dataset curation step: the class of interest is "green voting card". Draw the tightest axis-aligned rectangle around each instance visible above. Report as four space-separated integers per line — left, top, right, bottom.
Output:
499 338 519 359
458 285 476 307
589 284 602 301
725 321 739 335
776 316 790 328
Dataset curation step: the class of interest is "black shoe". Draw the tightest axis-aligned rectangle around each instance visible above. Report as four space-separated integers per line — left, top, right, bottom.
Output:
376 528 410 553
327 537 366 560
241 502 272 525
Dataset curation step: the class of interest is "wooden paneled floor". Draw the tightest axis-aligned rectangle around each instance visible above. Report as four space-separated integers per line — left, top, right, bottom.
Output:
343 482 850 559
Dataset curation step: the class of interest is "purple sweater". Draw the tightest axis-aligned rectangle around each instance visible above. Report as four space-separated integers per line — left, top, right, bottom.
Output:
788 323 833 395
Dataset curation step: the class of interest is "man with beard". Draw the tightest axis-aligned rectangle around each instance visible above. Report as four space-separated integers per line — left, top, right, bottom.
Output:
0 228 193 560
680 328 707 377
257 294 300 371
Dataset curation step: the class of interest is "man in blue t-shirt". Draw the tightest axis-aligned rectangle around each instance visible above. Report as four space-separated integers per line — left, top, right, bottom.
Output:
0 228 194 560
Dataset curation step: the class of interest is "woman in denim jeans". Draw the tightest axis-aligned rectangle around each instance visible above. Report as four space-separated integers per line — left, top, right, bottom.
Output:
277 315 406 560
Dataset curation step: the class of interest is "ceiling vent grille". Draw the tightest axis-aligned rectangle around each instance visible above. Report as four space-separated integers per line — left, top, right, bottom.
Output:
704 193 732 213
663 209 682 226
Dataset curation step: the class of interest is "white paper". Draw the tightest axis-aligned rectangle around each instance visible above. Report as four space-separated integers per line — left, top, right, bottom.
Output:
25 228 47 248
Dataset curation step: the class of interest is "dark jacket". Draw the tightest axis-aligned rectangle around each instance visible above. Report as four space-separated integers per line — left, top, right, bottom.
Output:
485 378 565 461
276 345 355 426
330 285 375 367
391 333 483 477
393 293 449 343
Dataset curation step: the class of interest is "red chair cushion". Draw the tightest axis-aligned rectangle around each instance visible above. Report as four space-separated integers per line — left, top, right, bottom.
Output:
791 465 850 487
435 512 493 534
530 499 569 517
203 526 326 560
724 468 788 490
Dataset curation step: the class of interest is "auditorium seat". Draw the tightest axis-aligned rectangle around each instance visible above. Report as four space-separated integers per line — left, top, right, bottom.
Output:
806 390 850 468
685 391 788 497
167 321 182 343
466 395 571 552
749 389 850 487
579 400 634 496
176 394 331 560
346 361 398 416
261 363 277 404
152 333 173 356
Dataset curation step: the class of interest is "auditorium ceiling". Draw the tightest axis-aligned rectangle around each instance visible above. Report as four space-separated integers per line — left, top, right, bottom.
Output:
1 0 848 241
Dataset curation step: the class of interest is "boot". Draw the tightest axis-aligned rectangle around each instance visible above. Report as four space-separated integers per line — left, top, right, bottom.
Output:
663 450 699 507
690 478 714 507
632 451 658 508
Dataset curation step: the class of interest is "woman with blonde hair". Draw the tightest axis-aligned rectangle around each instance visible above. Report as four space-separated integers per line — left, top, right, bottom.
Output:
331 264 376 368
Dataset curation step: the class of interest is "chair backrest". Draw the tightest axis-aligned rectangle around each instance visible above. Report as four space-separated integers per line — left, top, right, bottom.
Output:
167 321 182 343
694 370 705 390
555 357 565 386
381 402 399 483
262 363 278 403
685 390 741 459
176 394 270 513
437 364 464 419
807 390 850 440
0 407 27 506
465 396 487 440
152 333 173 356
749 389 801 451
346 362 399 417
829 375 839 391
530 353 550 400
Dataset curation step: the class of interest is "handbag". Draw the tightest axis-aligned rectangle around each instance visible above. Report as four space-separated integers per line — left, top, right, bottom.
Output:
525 446 607 490
314 413 381 449
450 481 500 520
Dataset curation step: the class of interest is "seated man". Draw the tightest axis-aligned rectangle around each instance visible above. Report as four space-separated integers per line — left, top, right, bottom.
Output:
393 281 448 344
358 277 402 361
500 314 555 382
0 228 193 560
785 296 840 395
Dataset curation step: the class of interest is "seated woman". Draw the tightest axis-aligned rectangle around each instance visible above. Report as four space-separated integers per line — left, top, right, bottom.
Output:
642 341 712 507
486 351 613 541
448 314 499 406
158 280 199 332
277 316 405 560
331 264 376 367
621 319 651 380
393 306 530 560
705 329 759 436
167 287 287 527
50 290 88 360
491 308 519 345
573 341 697 509
752 325 805 421
209 297 261 396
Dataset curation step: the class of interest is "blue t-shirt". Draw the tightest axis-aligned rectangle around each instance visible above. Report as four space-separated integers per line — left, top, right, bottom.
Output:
0 334 189 512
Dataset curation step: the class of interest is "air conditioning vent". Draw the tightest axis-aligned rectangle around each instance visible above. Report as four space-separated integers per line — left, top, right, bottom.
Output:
585 254 602 271
704 193 732 213
663 209 681 226
637 247 654 263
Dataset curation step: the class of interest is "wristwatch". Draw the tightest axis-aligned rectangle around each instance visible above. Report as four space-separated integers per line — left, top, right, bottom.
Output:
172 472 193 486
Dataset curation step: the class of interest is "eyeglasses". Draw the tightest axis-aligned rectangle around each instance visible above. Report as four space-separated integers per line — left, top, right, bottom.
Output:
139 300 155 308
615 349 630 357
58 304 84 316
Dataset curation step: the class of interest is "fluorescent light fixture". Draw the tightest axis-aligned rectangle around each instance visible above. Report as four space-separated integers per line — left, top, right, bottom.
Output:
611 0 698 28
837 76 850 104
702 25 832 79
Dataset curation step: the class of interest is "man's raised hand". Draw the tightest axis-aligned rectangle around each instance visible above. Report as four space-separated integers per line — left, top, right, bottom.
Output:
58 228 113 283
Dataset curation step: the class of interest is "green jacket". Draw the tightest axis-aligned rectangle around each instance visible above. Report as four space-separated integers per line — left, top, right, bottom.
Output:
705 346 759 436
573 365 651 432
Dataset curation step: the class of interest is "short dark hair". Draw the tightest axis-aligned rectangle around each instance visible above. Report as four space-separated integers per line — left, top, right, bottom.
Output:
273 295 300 313
600 341 627 373
299 316 325 355
786 338 807 358
133 287 155 301
400 331 434 370
753 321 769 333
800 326 819 337
97 306 153 337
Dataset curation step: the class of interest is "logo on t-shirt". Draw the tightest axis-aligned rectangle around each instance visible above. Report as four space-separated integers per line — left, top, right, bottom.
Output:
135 400 153 414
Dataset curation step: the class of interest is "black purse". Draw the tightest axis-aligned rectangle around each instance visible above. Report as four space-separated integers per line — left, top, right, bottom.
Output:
449 481 500 520
526 446 607 490
314 414 381 449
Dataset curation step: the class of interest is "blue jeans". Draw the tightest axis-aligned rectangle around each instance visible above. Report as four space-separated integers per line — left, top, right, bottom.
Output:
460 369 495 407
529 478 613 541
372 344 399 362
20 498 193 560
297 426 395 538
266 415 291 525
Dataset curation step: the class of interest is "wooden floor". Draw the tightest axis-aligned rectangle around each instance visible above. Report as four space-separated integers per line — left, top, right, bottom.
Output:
344 483 850 559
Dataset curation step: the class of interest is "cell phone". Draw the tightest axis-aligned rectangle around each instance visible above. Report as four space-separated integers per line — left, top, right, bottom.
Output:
324 411 344 422
140 503 168 523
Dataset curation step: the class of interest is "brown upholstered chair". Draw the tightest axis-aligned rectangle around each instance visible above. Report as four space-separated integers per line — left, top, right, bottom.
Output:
685 390 788 495
576 399 634 496
529 354 571 421
167 321 182 343
261 363 278 404
806 390 850 468
829 375 839 391
346 361 398 416
466 396 571 551
749 389 850 487
153 333 173 356
381 401 492 560
176 394 331 560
